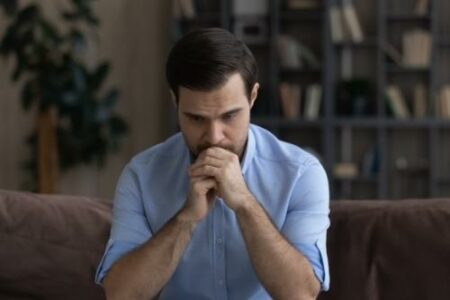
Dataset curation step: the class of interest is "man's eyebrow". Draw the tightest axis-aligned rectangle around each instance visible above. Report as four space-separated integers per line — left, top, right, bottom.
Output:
220 108 242 116
183 108 243 119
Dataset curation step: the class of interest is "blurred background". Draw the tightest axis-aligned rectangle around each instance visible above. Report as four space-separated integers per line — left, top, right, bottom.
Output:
1 0 450 200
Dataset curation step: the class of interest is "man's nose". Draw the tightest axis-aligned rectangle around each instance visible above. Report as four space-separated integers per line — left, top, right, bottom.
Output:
205 121 224 145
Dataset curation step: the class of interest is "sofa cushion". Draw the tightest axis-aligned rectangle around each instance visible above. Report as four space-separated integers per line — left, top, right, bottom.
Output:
319 199 450 300
0 189 111 300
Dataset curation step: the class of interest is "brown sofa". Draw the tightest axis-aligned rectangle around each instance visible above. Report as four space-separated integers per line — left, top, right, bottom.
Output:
0 189 449 300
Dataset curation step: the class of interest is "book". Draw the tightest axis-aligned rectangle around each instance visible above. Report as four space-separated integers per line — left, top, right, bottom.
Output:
304 84 322 119
329 5 345 43
386 85 410 119
414 0 429 15
384 43 404 66
174 0 196 19
279 82 302 119
286 0 320 10
413 84 427 118
341 0 364 43
440 85 450 119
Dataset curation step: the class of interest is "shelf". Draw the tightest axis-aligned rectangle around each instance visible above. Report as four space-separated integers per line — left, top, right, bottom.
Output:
252 117 324 128
280 10 323 22
333 118 450 128
387 13 431 22
386 65 430 73
334 176 378 183
334 38 377 48
280 67 322 77
177 14 221 24
438 39 450 48
173 1 450 200
436 178 450 184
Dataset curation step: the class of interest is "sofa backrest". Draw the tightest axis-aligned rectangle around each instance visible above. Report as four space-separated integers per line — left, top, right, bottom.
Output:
1 190 449 300
0 189 111 300
319 199 450 300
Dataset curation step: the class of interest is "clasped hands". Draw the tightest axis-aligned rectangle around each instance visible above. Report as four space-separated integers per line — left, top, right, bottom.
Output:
180 147 253 223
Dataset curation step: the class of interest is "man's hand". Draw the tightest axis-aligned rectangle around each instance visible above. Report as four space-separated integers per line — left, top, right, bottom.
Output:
188 147 253 211
179 175 217 223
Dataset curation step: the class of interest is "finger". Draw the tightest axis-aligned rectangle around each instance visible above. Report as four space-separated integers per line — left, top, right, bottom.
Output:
192 177 217 193
190 156 223 170
189 164 220 178
198 147 233 161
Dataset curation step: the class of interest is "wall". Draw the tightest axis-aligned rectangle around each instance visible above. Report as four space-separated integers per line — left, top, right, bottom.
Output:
0 0 172 199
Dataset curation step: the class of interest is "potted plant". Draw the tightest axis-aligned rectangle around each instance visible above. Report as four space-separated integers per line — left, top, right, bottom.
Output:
0 0 128 193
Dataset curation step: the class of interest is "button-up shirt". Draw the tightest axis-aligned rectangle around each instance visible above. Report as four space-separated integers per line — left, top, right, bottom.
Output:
95 124 330 299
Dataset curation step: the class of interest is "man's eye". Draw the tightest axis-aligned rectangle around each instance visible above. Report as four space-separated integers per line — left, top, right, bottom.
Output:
190 115 204 122
222 112 237 121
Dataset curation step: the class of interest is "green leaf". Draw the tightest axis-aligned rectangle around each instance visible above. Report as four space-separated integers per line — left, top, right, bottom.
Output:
39 20 63 46
108 115 128 136
21 79 37 110
91 62 109 90
102 88 119 108
68 29 86 50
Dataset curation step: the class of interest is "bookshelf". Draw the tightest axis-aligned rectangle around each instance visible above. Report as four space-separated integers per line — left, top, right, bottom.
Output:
171 0 450 200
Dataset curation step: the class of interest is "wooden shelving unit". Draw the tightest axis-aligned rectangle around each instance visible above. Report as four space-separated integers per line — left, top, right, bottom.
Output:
172 0 450 200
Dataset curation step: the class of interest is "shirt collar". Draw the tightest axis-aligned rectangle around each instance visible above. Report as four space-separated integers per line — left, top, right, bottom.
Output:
241 125 255 175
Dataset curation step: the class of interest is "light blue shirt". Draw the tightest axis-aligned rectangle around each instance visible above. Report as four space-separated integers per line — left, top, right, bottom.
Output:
95 124 330 299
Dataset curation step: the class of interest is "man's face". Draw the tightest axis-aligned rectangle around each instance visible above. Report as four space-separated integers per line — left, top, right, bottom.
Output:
177 73 259 159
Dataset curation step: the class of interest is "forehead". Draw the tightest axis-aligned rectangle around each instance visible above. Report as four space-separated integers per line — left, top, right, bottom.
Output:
178 73 248 112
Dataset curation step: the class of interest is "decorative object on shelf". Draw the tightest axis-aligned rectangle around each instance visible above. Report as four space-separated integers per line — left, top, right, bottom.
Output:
279 82 301 119
414 0 430 16
337 79 374 116
234 17 268 45
402 29 432 67
0 0 128 193
173 0 197 20
361 144 380 178
233 0 268 16
277 34 320 69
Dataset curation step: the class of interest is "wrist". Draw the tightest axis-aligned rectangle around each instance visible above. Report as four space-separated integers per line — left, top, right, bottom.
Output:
233 192 257 214
176 208 200 229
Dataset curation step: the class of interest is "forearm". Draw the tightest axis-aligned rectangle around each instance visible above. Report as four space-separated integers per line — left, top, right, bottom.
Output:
104 212 197 300
236 197 320 300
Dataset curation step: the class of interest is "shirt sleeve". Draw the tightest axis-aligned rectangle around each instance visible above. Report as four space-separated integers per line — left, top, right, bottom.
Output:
280 161 330 291
95 164 153 285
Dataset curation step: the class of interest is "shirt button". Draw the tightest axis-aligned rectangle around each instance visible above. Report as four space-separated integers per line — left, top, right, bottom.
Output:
217 238 223 245
218 279 224 285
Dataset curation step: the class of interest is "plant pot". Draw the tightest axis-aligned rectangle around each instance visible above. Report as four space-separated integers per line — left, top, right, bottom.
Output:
37 108 58 193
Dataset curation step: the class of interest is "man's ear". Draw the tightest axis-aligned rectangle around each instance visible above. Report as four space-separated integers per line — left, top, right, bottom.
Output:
249 82 260 109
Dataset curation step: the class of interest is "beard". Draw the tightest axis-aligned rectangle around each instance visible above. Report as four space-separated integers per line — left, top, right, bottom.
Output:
196 143 236 155
190 140 247 163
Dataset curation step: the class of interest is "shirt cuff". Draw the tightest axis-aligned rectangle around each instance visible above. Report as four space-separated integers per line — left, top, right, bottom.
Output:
292 238 330 291
95 239 141 285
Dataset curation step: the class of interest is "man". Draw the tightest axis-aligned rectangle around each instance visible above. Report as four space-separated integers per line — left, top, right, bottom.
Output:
95 28 330 300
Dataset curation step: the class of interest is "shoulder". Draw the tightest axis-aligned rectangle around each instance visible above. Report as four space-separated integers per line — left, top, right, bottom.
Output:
128 132 185 171
250 124 323 174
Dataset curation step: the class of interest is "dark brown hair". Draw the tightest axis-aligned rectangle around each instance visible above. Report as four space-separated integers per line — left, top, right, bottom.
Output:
166 27 258 103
